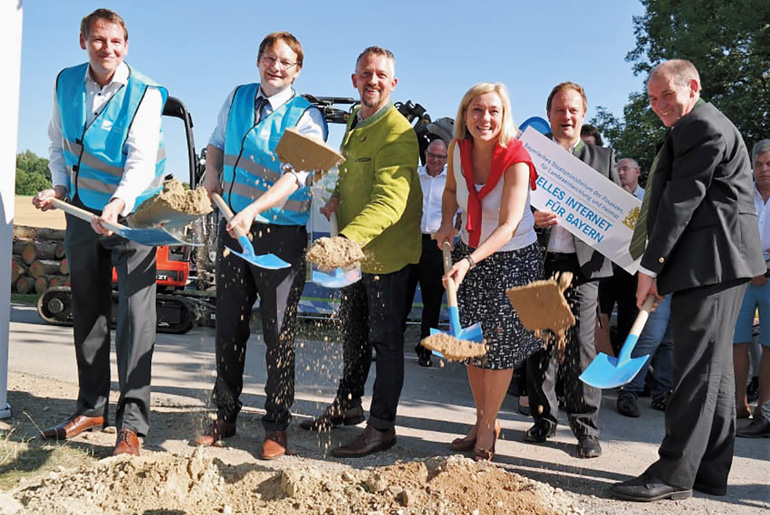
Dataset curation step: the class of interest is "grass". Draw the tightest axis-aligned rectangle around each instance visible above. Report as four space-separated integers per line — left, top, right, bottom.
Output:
10 294 38 306
0 417 97 490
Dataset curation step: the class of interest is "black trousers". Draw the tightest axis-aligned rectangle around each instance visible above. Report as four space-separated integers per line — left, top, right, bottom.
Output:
405 234 445 342
647 279 747 490
334 265 412 431
598 264 639 354
526 253 602 438
212 219 307 432
64 212 157 436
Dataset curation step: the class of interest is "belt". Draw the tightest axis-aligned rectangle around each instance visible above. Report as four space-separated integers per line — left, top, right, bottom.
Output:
422 233 434 240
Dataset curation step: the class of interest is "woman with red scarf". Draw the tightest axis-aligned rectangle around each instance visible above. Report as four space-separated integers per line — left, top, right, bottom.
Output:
435 83 543 461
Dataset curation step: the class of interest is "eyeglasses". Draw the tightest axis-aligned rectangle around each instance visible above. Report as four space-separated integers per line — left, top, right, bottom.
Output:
260 54 298 70
426 152 447 160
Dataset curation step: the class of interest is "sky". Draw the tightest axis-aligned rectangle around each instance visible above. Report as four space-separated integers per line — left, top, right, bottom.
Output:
16 0 647 184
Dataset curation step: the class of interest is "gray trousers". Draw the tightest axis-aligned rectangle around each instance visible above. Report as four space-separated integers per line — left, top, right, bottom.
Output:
64 212 157 436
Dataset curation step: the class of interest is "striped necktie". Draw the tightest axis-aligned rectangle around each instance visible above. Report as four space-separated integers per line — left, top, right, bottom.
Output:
628 149 661 259
254 96 268 124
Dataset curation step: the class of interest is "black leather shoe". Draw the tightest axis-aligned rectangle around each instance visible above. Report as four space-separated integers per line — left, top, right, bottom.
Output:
577 435 602 458
523 420 556 443
299 403 365 431
415 345 432 367
331 424 396 458
617 391 640 418
611 473 692 502
736 417 770 438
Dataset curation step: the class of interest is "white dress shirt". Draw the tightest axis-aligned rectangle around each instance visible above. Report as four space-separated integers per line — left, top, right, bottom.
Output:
48 62 163 215
209 85 326 188
418 164 447 234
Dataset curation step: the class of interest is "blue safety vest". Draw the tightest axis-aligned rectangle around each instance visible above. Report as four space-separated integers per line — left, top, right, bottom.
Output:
221 83 315 226
56 62 168 211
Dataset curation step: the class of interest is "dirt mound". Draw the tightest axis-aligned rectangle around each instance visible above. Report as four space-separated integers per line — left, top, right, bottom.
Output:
4 451 581 514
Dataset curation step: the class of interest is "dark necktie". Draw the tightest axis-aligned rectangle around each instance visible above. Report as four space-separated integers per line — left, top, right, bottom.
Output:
629 149 661 259
254 96 268 124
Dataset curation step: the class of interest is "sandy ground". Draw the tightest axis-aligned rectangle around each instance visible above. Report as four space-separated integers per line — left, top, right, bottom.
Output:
1 303 768 513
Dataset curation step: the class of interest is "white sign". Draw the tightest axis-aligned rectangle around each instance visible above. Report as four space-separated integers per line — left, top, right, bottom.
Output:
520 127 641 274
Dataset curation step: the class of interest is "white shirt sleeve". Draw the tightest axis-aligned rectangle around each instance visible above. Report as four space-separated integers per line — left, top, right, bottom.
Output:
111 87 164 215
47 84 69 192
208 88 238 151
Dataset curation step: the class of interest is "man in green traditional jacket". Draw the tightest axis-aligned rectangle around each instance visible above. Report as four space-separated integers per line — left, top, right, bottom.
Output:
300 46 421 458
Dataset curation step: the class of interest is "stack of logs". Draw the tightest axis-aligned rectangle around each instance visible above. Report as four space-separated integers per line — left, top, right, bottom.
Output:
12 226 69 294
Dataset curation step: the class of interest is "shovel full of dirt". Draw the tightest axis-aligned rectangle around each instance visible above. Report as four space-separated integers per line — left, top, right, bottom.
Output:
128 178 213 229
211 193 290 270
50 197 198 247
274 128 345 176
506 271 576 361
420 241 486 361
307 212 362 288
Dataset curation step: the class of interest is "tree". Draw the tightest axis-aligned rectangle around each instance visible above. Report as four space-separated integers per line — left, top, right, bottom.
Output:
591 0 770 177
15 150 51 195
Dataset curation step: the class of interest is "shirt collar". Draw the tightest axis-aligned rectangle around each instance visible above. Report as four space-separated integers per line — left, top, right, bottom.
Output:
85 61 129 88
419 164 447 178
258 86 295 110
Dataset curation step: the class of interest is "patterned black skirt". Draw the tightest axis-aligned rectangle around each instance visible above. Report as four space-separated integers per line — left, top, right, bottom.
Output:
453 240 544 370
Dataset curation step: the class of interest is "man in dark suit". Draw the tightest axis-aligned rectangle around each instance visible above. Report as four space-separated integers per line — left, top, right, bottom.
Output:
612 59 764 502
525 82 620 459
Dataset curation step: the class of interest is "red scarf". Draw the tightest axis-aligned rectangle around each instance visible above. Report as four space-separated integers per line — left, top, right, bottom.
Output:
458 138 537 247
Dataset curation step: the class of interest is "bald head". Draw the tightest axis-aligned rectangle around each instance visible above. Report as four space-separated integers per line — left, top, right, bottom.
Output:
618 158 641 193
425 139 447 176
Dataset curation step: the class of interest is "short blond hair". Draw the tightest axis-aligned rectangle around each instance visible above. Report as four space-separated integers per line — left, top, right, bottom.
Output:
454 82 516 146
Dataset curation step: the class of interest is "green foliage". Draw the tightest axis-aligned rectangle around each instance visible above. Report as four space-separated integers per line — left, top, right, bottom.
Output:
592 0 770 169
15 150 51 195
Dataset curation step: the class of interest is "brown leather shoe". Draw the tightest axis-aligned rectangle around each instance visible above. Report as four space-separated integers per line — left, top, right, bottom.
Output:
113 429 140 456
41 415 105 440
299 403 365 431
261 430 287 460
331 425 396 458
195 420 236 446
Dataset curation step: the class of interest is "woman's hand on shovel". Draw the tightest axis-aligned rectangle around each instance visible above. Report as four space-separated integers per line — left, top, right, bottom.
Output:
443 256 471 290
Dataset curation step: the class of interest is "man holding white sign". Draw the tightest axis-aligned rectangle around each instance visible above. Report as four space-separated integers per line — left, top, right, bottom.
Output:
524 82 620 459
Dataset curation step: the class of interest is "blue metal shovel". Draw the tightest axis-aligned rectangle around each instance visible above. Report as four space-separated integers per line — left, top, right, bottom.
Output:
430 241 484 343
580 296 655 389
51 198 198 247
311 212 362 288
212 194 289 270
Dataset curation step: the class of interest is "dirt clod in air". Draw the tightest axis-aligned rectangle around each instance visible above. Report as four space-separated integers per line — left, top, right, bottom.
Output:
129 179 213 228
306 236 364 271
421 332 487 361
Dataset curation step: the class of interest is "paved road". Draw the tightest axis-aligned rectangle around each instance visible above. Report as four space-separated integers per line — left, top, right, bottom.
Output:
7 303 769 513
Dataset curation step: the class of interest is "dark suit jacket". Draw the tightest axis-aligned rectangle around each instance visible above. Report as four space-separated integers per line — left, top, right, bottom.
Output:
642 102 765 294
537 140 621 281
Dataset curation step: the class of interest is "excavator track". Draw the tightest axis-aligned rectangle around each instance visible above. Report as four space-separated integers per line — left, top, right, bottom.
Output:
37 287 205 334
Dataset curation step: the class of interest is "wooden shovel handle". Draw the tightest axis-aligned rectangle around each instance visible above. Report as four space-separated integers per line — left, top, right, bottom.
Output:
49 197 123 234
212 193 248 240
441 241 458 309
629 296 656 337
329 212 339 237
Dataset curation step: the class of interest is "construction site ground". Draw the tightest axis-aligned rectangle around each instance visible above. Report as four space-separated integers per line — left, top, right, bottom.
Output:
0 302 767 514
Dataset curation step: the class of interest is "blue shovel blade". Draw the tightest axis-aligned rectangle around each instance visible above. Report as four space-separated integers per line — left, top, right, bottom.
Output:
114 226 199 246
579 352 651 389
311 265 362 288
227 235 290 269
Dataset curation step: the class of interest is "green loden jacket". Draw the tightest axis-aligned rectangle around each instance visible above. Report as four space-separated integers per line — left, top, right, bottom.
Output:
337 102 422 274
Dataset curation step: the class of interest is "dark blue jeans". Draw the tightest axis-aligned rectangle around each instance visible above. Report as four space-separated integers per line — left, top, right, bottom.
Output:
334 265 412 431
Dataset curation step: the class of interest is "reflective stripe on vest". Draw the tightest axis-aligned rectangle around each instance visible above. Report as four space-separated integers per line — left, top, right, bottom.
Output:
221 83 313 226
57 62 168 211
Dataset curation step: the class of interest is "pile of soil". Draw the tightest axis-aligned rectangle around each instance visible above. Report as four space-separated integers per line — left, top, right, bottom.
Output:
421 333 488 361
3 452 581 514
129 179 212 228
306 236 364 272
